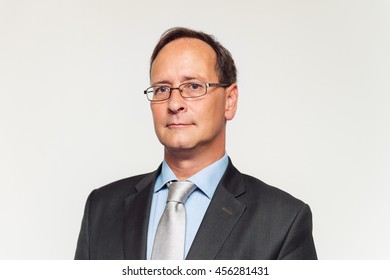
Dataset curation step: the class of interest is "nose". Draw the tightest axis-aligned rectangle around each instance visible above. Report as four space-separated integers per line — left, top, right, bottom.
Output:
167 88 186 113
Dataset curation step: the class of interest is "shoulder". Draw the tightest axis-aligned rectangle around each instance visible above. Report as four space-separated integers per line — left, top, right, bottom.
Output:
95 173 150 194
224 163 308 219
236 172 313 235
224 160 306 209
88 171 157 204
241 173 304 208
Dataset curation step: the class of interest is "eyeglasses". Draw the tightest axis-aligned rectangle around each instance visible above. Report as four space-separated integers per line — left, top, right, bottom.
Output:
144 81 229 102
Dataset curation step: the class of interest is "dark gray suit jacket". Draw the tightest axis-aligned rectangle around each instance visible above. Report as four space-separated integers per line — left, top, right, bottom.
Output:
75 160 317 259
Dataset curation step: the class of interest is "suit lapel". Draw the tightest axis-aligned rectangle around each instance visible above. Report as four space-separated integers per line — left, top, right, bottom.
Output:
186 161 247 259
123 168 160 259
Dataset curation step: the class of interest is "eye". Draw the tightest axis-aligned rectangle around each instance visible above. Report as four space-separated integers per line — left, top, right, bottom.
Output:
154 86 170 94
187 82 203 90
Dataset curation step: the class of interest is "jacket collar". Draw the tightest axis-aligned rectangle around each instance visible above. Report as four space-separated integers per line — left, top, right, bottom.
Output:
123 159 247 260
186 158 247 259
123 166 160 259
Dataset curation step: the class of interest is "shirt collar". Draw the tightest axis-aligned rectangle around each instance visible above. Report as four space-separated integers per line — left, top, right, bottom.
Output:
154 153 229 199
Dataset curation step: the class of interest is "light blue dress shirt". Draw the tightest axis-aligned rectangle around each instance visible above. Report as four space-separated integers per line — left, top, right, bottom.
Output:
146 153 229 259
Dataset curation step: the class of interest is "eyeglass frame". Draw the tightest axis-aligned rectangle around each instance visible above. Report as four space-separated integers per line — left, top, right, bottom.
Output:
143 82 229 102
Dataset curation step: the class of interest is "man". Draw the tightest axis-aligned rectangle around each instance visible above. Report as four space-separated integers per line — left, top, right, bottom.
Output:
75 27 317 260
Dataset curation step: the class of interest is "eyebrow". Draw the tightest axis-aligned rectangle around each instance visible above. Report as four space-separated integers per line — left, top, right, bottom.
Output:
151 80 171 86
151 76 207 86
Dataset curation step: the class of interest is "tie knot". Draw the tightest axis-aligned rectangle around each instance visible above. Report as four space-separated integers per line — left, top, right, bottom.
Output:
167 181 196 204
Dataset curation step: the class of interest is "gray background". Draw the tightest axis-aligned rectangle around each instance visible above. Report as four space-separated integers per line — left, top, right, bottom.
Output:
1 0 389 259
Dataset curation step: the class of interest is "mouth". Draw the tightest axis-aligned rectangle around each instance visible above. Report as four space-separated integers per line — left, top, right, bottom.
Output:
166 123 193 128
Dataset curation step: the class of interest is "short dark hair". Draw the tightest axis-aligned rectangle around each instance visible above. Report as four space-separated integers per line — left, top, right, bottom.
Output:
150 27 237 85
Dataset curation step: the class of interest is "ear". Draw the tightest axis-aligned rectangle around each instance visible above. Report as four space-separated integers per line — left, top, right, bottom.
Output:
225 83 239 121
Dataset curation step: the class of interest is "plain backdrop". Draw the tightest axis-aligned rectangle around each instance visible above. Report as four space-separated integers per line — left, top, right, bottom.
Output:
1 0 389 259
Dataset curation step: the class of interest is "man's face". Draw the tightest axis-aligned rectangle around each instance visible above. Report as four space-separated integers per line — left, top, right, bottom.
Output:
150 38 237 156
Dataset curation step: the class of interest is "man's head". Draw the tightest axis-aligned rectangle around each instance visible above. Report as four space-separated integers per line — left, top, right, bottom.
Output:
147 27 239 162
150 27 237 85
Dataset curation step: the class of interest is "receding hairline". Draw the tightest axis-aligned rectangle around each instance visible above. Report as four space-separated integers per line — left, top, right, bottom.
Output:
150 37 219 75
149 27 237 84
152 37 217 63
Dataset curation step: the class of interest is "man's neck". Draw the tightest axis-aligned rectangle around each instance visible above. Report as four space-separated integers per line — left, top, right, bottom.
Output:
164 147 226 181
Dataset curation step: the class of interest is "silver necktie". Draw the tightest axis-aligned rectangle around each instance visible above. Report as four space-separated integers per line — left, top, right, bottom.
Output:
151 181 196 260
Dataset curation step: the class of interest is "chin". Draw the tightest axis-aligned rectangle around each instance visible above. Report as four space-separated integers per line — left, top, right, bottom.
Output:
163 142 198 154
159 134 196 149
165 143 195 151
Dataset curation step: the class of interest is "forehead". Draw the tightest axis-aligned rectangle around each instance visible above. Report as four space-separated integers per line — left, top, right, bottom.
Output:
151 38 217 82
156 37 216 60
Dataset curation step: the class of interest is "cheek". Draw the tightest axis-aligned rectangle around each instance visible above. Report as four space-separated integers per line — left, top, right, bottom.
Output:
196 101 225 128
151 109 166 135
207 97 226 120
151 107 164 123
